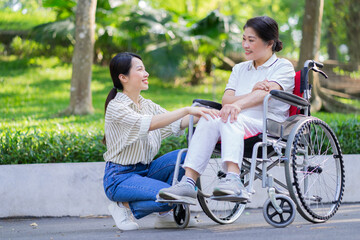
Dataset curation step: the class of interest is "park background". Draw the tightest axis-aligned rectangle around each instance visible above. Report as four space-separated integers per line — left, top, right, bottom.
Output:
0 0 359 165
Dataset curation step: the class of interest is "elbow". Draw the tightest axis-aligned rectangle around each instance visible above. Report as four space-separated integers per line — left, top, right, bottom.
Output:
148 122 160 131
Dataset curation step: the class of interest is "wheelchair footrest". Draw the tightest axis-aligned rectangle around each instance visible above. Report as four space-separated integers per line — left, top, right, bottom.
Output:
210 195 249 203
156 197 197 205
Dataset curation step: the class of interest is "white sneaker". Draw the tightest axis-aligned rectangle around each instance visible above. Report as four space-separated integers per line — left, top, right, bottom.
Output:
154 211 199 229
108 202 139 231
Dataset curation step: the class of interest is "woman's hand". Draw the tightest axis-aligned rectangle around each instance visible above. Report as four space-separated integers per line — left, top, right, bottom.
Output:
179 107 219 129
252 80 271 92
187 107 220 120
219 104 241 123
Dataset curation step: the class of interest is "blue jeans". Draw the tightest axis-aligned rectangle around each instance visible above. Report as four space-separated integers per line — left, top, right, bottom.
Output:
103 150 186 219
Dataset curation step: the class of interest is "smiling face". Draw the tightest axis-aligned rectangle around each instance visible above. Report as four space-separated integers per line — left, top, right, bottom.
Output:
120 57 149 92
242 27 273 67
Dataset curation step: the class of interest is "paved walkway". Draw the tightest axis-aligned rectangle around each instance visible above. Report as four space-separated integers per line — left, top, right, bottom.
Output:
1 203 359 240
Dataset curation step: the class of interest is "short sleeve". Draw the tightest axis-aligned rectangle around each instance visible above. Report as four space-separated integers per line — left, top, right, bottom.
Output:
151 101 185 139
225 64 239 91
106 102 152 140
267 59 295 93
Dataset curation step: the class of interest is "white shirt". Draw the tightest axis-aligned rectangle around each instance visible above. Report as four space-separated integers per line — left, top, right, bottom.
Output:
103 93 183 165
225 54 295 122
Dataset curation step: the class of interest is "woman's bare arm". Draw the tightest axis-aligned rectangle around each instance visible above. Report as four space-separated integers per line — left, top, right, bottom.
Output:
149 107 219 131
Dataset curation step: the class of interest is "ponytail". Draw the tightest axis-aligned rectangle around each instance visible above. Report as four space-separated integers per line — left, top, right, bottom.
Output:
102 87 118 145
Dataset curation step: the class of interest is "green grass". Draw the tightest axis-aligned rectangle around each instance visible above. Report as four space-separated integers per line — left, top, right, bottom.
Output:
0 8 56 31
312 111 360 122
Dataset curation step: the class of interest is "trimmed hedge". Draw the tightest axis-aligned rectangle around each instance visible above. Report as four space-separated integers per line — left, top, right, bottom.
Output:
0 118 358 165
326 118 359 155
0 127 188 165
1 128 106 164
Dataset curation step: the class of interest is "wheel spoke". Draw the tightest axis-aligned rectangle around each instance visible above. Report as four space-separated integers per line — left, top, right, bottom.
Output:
283 209 292 214
289 120 344 221
279 213 285 222
198 159 245 224
269 211 278 219
280 199 285 209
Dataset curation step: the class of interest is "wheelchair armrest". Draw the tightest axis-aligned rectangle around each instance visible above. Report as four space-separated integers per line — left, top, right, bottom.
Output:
270 90 310 108
193 99 222 110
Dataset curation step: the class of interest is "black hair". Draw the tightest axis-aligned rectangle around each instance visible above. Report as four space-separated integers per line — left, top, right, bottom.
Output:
103 52 142 144
244 16 283 52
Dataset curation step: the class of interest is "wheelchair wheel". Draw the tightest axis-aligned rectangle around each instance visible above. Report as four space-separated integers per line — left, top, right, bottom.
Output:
263 194 296 228
197 158 246 224
173 204 190 228
285 118 345 223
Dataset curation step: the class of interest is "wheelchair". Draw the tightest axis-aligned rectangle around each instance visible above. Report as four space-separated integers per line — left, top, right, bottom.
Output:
158 60 345 228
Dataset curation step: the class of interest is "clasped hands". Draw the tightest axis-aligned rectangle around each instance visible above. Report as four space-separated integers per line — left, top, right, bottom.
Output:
220 80 271 123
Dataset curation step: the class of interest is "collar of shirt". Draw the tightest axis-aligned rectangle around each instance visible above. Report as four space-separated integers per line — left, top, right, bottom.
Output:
115 92 146 109
248 53 278 71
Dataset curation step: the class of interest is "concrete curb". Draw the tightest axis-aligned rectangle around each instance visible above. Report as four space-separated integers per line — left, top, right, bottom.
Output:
0 155 359 217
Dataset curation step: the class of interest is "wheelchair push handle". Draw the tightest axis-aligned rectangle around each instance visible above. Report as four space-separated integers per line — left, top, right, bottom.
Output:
304 60 323 69
313 61 324 69
312 67 328 79
304 60 328 79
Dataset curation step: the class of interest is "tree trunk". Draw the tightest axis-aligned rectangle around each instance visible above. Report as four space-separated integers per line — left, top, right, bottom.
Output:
64 0 97 115
326 23 337 60
317 82 360 113
297 0 324 112
343 0 360 70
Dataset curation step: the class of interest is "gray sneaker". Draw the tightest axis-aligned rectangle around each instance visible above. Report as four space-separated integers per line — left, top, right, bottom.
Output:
157 176 197 205
212 174 250 201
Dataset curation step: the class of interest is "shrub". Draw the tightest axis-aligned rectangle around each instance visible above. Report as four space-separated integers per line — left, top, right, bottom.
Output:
0 127 106 165
9 36 73 61
10 36 44 58
0 127 187 165
326 119 360 155
53 45 74 62
0 119 358 165
0 127 186 165
0 43 5 55
155 135 188 159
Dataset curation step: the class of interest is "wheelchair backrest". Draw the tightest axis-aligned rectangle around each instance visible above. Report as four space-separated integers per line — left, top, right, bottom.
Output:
289 69 306 116
289 60 327 117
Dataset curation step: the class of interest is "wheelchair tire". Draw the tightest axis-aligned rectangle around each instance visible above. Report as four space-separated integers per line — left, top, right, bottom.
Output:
263 194 296 228
285 118 345 223
196 158 246 224
173 204 190 228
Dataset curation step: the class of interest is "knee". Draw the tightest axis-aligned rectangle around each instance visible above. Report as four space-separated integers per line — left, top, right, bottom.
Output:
221 117 245 131
197 116 220 129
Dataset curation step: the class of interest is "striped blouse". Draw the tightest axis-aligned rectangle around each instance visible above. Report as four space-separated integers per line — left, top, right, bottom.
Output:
103 92 184 165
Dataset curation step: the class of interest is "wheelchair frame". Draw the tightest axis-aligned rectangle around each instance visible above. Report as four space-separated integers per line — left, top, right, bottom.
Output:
162 60 345 228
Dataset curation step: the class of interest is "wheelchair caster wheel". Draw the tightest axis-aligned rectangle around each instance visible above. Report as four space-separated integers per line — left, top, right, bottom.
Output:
263 194 296 228
173 204 190 228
